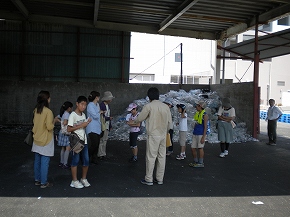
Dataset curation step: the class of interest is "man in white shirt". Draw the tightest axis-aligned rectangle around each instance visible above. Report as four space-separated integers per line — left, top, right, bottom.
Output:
266 99 283 146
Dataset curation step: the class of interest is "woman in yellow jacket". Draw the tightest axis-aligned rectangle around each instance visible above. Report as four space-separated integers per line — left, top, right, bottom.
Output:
32 91 59 188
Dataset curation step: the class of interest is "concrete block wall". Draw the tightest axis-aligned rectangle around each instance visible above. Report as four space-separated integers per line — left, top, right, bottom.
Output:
0 80 209 124
211 82 254 134
0 81 253 134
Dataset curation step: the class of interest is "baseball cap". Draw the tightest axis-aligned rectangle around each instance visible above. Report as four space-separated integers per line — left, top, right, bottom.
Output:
126 103 137 111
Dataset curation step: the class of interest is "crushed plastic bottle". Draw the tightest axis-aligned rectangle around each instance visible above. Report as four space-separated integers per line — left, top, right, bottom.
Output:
109 89 256 143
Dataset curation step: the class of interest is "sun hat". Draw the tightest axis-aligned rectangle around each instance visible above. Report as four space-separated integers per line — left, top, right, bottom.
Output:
196 100 206 109
101 91 115 101
222 97 231 108
127 103 137 111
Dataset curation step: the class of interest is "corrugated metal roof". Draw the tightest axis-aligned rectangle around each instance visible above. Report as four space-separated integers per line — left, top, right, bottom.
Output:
1 0 290 40
222 28 290 60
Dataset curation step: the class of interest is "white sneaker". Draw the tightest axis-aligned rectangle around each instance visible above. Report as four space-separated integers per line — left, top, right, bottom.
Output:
224 150 229 156
219 152 225 158
80 178 91 187
70 180 84 189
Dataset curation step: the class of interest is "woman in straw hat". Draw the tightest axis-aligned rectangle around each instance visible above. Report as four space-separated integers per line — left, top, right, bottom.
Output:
98 91 114 160
217 97 236 158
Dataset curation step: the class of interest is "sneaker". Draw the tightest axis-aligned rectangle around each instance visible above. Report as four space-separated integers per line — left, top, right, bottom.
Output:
128 156 138 163
40 182 53 188
153 179 163 185
166 151 173 156
34 181 41 186
70 180 84 189
58 163 63 167
193 163 204 168
176 154 186 160
189 162 198 167
219 152 225 158
141 179 153 186
80 178 91 187
224 150 229 156
62 164 70 169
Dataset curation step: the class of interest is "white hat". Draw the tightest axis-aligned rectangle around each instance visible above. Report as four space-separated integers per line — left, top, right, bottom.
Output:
127 103 137 111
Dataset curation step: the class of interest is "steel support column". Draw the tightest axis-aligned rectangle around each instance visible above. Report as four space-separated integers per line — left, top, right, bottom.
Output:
253 16 260 138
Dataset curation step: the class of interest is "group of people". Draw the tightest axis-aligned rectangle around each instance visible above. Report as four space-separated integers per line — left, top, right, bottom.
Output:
31 90 114 189
33 88 282 188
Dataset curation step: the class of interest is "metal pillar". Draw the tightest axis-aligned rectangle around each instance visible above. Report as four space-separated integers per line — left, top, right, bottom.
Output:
179 43 183 88
253 16 260 138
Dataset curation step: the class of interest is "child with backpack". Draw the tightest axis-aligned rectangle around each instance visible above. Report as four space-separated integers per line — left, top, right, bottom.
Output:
57 101 73 169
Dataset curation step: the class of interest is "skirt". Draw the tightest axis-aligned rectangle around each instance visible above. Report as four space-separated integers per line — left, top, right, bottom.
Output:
58 132 70 147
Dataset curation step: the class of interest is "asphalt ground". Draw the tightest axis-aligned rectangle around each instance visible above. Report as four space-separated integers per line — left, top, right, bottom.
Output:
0 120 289 217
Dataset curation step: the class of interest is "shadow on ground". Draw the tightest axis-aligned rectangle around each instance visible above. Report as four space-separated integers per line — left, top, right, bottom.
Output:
1 130 290 198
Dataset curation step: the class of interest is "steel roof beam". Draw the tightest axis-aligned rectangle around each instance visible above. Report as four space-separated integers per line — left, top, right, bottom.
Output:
29 0 93 7
93 0 100 26
218 3 290 40
10 0 29 18
0 12 216 40
158 0 200 33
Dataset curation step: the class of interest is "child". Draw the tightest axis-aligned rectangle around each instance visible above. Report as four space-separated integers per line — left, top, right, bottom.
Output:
175 104 188 160
58 101 73 169
126 103 141 163
67 96 92 189
189 100 209 168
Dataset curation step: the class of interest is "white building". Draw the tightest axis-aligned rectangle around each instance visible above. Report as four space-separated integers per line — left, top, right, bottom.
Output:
129 16 290 106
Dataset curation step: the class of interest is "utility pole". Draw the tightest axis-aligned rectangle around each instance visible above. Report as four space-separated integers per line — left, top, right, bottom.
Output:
180 43 183 88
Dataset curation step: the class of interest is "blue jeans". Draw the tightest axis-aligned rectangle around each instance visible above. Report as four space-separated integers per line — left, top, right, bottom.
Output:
34 153 50 184
71 144 89 166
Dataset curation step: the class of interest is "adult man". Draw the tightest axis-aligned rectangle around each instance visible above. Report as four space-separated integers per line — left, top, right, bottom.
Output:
129 87 172 185
266 99 282 146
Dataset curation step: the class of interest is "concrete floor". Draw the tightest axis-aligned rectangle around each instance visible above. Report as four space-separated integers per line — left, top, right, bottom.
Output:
0 121 289 217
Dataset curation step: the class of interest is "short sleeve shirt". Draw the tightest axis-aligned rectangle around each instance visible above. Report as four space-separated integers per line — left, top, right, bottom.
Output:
178 113 188 131
68 111 87 143
126 113 140 133
217 106 235 121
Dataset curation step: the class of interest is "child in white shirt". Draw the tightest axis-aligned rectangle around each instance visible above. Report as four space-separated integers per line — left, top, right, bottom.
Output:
176 104 188 160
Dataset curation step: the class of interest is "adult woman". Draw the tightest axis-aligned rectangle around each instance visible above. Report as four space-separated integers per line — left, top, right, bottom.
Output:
86 91 103 164
217 97 236 158
98 91 114 160
32 90 59 188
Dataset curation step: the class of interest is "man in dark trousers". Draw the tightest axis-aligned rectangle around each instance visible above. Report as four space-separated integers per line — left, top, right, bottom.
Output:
266 99 282 146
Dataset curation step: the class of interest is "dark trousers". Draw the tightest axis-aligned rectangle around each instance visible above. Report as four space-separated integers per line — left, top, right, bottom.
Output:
267 120 277 144
88 132 101 162
168 129 174 152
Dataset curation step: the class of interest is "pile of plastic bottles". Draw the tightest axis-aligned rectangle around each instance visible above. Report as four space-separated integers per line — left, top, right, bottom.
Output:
109 89 258 144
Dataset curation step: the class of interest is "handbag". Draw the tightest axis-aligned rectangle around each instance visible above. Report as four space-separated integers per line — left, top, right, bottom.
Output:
24 131 33 146
166 133 172 147
69 132 85 154
100 114 107 132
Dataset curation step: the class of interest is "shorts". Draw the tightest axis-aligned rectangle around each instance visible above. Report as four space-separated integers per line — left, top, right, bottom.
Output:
179 131 187 146
71 144 89 166
129 132 139 148
191 135 205 149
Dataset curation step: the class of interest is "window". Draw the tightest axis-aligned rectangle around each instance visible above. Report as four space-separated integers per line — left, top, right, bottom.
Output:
130 74 155 82
277 81 285 86
278 17 290 26
170 75 194 84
